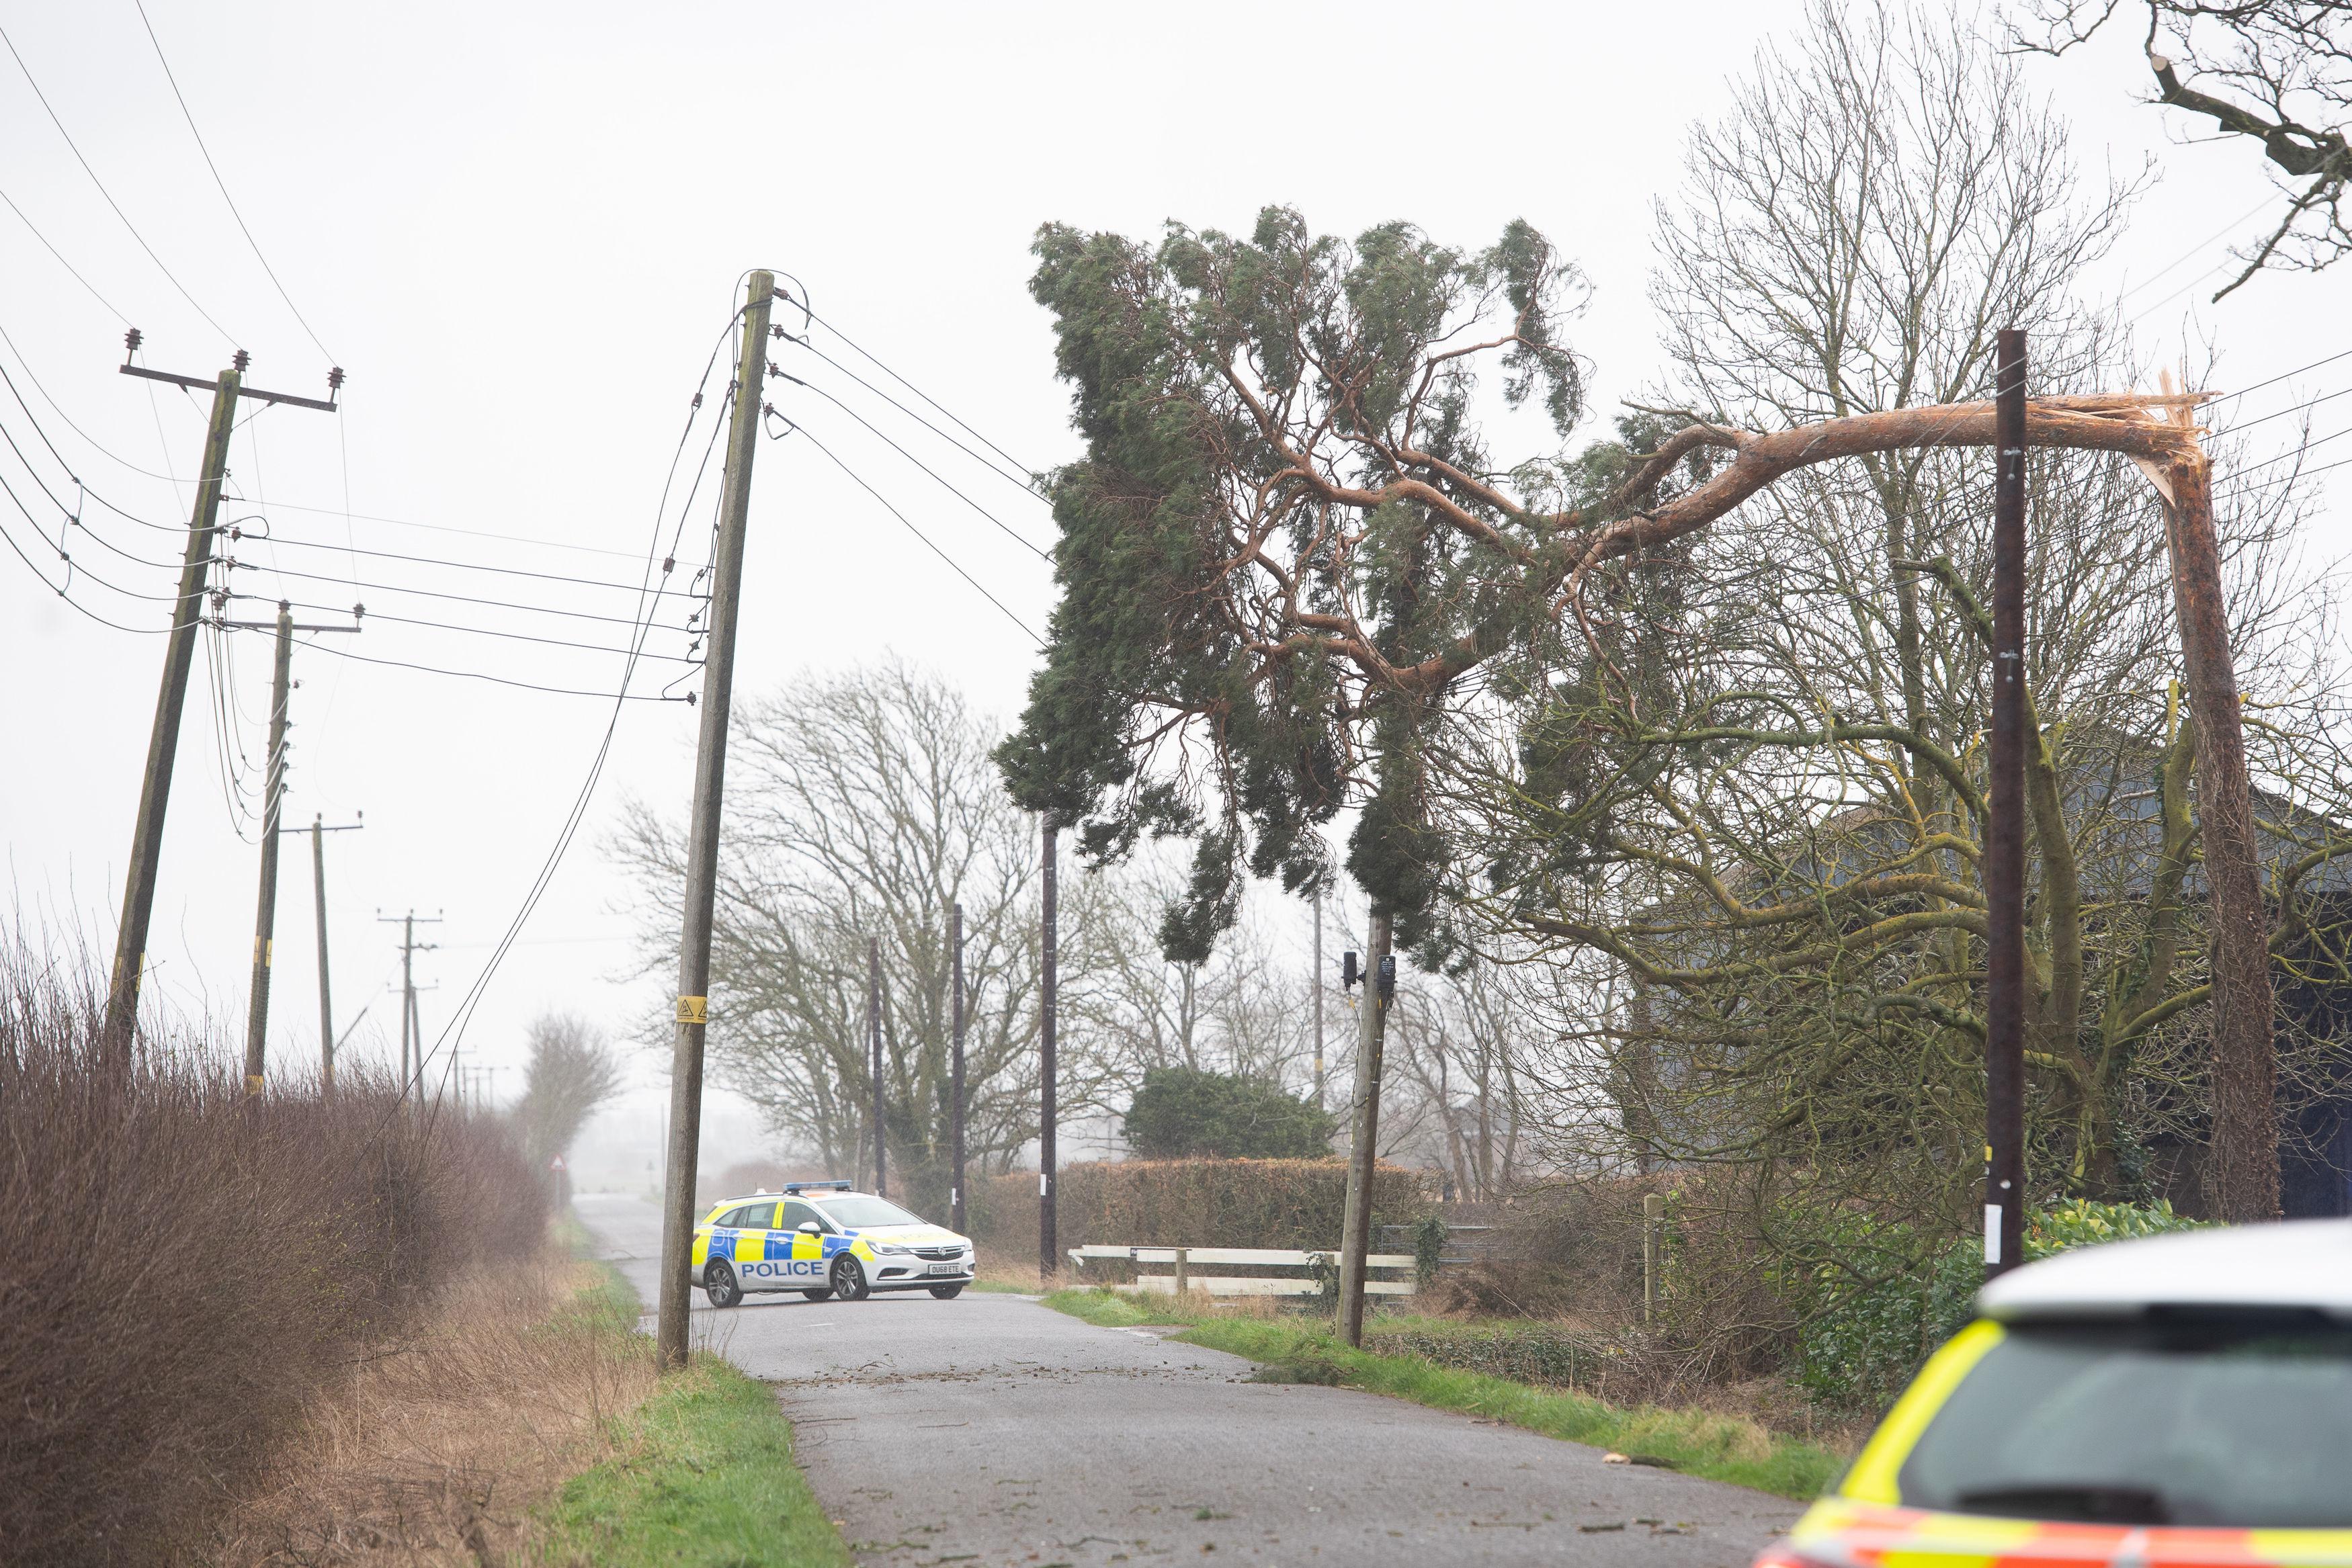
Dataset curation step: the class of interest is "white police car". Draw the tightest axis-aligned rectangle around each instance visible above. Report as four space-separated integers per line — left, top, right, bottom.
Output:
689 1180 974 1307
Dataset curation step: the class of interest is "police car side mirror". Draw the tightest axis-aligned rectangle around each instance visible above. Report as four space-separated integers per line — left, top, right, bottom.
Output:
797 1222 823 1235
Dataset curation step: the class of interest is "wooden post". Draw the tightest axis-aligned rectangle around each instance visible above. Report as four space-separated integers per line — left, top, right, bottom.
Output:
241 603 294 1094
951 901 966 1234
1642 1192 1663 1323
1173 1246 1189 1300
655 271 776 1370
106 366 241 1057
1040 820 1058 1283
1337 908 1393 1346
1985 330 2029 1278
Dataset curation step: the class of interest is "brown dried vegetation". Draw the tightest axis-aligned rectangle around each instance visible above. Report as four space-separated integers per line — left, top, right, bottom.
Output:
0 947 545 1565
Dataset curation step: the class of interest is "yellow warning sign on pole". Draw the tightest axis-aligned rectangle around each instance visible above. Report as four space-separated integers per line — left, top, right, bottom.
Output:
675 995 708 1025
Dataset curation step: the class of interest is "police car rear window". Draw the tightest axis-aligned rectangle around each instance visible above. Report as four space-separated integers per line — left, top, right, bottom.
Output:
1899 1313 2352 1527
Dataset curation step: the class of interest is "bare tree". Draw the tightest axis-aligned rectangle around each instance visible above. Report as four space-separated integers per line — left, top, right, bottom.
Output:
1435 3 2346 1256
2023 0 2351 297
513 1012 622 1170
614 660 1136 1211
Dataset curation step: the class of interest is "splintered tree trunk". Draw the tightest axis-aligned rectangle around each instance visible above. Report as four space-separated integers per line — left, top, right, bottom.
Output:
2165 455 2279 1221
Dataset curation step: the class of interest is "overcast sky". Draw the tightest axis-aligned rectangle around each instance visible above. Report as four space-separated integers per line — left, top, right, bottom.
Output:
5 1 2347 1179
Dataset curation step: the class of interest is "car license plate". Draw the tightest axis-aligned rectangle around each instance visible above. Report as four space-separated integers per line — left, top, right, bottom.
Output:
925 1260 960 1274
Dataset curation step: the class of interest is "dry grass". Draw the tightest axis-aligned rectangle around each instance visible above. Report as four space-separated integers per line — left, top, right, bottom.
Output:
0 943 544 1565
198 1251 659 1567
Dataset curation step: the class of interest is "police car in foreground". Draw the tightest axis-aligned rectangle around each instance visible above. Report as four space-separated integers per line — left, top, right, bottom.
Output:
1757 1218 2352 1568
689 1180 974 1307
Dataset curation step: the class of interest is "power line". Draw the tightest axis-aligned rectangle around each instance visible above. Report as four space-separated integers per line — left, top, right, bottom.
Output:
394 302 748 1141
216 490 667 561
132 1 334 364
0 322 183 483
248 556 706 634
801 304 1043 482
241 594 701 664
289 635 691 700
0 511 170 633
0 24 238 347
0 180 132 322
786 373 1052 560
2205 347 2352 412
231 527 714 598
789 335 1048 501
791 419 1041 644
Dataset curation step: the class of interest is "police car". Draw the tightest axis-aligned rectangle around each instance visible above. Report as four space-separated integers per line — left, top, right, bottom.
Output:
689 1180 974 1307
1757 1218 2352 1568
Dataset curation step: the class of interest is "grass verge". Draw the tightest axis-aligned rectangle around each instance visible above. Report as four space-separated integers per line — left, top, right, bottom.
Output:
539 1351 849 1568
1040 1287 1844 1500
535 1231 849 1568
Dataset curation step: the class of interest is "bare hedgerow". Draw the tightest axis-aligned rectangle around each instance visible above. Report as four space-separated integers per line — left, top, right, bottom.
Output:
0 934 543 1566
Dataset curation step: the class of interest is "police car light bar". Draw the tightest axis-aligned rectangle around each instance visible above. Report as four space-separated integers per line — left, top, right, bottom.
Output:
782 1180 854 1194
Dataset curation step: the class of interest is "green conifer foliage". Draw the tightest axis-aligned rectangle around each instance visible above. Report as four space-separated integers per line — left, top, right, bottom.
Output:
995 206 1598 963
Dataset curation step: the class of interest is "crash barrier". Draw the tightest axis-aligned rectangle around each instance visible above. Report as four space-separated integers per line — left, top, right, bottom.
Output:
1067 1244 1419 1297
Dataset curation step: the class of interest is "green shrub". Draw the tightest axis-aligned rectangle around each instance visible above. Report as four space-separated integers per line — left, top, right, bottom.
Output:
1122 1065 1337 1158
1796 1199 2207 1409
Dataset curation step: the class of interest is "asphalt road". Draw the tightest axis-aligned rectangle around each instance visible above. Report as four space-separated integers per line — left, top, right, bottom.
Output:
579 1192 1802 1568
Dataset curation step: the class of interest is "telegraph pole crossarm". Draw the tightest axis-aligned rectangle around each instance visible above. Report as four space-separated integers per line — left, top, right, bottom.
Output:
657 271 778 1371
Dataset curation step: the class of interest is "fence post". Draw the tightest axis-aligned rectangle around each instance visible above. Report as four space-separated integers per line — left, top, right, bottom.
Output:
1174 1246 1189 1300
1642 1194 1663 1324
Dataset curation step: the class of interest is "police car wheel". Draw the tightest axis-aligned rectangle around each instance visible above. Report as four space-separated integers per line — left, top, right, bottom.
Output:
927 1284 964 1299
704 1260 742 1309
800 1288 832 1301
829 1255 870 1301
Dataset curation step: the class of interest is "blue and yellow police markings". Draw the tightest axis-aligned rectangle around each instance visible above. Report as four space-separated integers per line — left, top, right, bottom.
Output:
691 1221 866 1286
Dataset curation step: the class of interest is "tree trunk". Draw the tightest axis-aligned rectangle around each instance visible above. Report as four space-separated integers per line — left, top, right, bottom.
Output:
2165 457 2279 1221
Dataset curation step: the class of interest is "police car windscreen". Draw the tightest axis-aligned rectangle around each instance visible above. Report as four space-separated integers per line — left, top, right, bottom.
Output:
816 1194 923 1228
1898 1313 2352 1527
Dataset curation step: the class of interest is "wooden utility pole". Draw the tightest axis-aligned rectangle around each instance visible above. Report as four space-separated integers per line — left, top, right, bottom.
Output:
1039 821 1058 1283
380 911 439 1106
1984 329 2028 1280
301 815 362 1092
870 936 886 1196
656 271 776 1370
105 345 342 1058
1312 889 1325 1110
241 603 295 1094
951 901 966 1234
105 363 239 1056
1337 908 1394 1345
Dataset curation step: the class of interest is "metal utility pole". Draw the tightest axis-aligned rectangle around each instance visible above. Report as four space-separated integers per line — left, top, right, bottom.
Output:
297 814 362 1092
870 936 886 1196
379 910 440 1106
656 271 777 1371
1984 329 2028 1281
1312 889 1325 1110
105 343 341 1057
1338 909 1394 1345
951 901 966 1234
1040 820 1058 1284
241 604 295 1094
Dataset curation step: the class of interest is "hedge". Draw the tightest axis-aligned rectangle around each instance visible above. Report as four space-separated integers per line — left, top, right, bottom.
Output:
967 1158 1436 1262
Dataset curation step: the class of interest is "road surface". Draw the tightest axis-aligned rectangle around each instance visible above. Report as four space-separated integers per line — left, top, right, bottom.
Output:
579 1192 1802 1567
